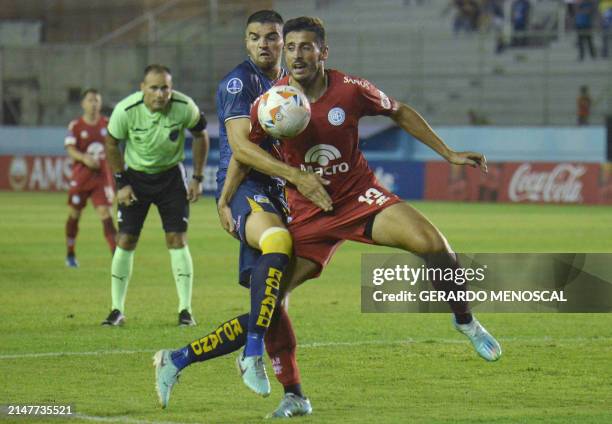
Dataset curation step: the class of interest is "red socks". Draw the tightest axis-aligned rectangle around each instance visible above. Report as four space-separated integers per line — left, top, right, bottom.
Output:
264 306 301 387
65 217 79 256
102 217 117 253
66 216 116 256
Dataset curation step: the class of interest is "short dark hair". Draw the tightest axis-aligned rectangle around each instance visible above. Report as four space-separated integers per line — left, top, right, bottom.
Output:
144 64 171 78
81 88 100 100
246 10 283 26
283 17 326 47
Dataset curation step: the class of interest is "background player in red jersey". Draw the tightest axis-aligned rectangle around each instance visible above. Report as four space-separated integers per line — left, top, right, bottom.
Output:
64 89 116 267
247 17 502 362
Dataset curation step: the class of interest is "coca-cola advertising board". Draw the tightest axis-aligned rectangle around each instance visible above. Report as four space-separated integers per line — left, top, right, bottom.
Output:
424 161 612 205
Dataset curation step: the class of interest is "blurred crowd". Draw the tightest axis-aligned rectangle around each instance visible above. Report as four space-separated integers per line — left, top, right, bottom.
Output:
444 0 612 58
445 0 505 34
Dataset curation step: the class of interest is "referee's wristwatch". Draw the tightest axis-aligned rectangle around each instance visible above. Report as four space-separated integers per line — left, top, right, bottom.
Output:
192 174 203 183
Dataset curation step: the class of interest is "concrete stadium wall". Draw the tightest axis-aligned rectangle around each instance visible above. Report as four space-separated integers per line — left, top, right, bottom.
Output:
0 124 605 161
1 124 607 203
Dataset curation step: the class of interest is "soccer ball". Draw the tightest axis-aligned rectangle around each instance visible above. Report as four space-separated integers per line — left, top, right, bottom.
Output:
257 85 311 139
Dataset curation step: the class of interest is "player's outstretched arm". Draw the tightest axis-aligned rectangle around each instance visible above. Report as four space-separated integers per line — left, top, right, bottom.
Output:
104 134 136 206
187 128 210 203
226 118 332 211
391 102 487 174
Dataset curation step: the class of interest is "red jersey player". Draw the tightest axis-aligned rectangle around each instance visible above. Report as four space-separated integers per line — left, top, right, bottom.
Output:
64 89 117 267
246 17 502 363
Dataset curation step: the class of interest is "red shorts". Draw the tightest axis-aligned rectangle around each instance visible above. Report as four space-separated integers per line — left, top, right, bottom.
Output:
67 178 114 210
288 183 401 277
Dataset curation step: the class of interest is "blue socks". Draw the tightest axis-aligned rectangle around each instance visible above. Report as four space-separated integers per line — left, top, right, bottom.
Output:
246 253 289 357
244 332 265 357
171 313 249 370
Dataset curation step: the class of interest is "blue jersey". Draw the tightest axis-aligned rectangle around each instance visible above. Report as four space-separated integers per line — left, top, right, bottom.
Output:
215 58 286 197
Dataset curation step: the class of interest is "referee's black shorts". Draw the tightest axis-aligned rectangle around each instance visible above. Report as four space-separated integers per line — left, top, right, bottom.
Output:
117 164 189 236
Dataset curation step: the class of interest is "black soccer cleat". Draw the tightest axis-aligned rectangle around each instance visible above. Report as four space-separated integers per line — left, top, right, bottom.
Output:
101 309 125 326
178 309 196 327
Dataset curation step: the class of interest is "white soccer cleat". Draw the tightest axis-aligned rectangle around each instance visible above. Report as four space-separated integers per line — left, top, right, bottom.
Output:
236 354 271 397
454 317 502 361
266 393 313 419
153 349 181 408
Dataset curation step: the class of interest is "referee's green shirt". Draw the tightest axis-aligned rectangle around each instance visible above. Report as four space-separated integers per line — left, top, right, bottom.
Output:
108 90 200 174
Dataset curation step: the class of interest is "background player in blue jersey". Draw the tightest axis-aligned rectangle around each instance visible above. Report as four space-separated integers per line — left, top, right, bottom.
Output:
154 11 330 418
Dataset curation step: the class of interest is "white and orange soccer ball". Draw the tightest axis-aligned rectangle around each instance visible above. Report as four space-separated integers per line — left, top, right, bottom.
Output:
257 85 311 139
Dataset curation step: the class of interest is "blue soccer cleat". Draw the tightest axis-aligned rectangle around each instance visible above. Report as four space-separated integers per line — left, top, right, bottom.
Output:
65 254 79 268
236 353 271 397
266 393 313 419
454 317 502 361
153 350 181 408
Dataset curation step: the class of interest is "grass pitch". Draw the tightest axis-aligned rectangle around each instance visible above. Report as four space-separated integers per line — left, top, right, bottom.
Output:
1 192 611 423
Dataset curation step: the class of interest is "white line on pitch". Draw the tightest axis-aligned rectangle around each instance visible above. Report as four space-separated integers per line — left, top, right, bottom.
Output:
0 349 154 359
73 413 188 424
1 336 610 360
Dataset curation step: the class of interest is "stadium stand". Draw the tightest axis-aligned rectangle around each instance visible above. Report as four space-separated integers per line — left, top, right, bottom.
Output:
0 0 610 126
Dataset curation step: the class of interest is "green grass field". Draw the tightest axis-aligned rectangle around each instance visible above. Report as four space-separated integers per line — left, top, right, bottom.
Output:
1 192 611 424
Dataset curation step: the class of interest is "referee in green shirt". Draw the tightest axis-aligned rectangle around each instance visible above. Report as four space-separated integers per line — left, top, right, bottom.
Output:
103 64 209 326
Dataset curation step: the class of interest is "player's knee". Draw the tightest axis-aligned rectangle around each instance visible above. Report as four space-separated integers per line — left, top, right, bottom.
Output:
97 207 111 220
165 232 186 249
68 208 81 219
117 233 138 250
259 227 292 256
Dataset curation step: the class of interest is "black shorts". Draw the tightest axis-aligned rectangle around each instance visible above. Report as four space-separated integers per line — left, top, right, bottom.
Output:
117 164 189 236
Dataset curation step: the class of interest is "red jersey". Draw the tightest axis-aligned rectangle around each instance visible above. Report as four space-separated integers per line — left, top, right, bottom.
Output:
249 69 399 224
65 116 112 186
577 95 591 118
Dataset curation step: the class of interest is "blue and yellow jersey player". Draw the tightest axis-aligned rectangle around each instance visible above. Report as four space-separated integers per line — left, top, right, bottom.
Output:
154 10 332 418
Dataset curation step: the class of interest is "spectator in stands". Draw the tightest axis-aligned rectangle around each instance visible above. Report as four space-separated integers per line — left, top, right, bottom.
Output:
600 0 612 57
565 0 578 31
575 0 597 60
576 85 592 125
449 0 481 33
511 0 531 46
466 0 481 31
529 0 560 46
486 0 506 52
468 109 490 125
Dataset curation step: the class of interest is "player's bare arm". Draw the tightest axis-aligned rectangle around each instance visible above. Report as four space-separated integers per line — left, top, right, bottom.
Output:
391 102 488 173
187 128 209 203
217 156 250 235
104 134 137 206
226 117 333 211
66 145 100 170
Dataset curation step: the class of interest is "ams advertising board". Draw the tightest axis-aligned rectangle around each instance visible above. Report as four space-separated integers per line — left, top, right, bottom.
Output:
0 155 426 199
0 155 72 192
0 155 221 193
